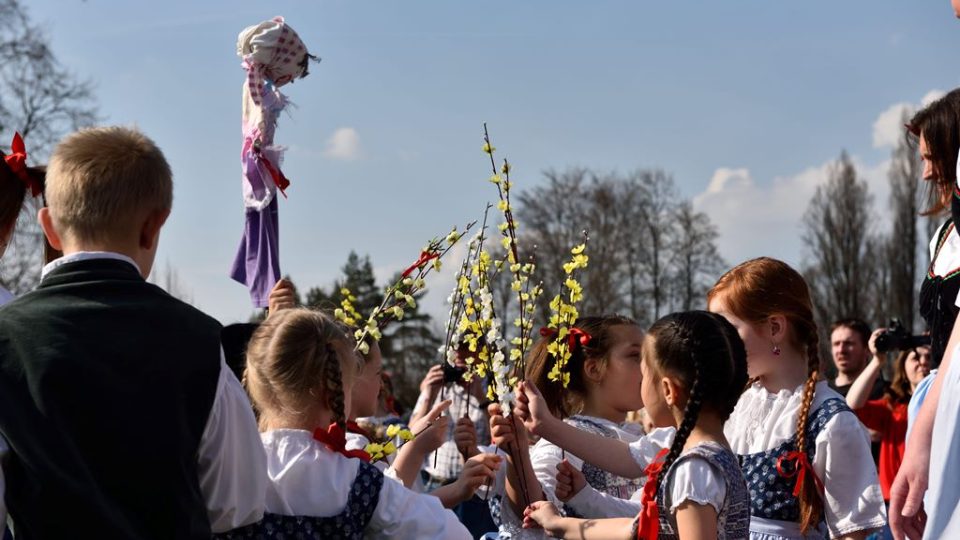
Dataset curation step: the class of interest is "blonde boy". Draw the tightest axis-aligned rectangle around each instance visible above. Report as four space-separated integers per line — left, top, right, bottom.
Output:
0 127 265 538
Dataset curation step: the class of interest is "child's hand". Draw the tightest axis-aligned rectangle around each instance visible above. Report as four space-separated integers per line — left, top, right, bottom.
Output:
449 453 501 504
514 380 556 437
410 399 451 454
523 500 560 530
488 403 516 451
267 278 297 315
555 459 586 502
454 416 479 460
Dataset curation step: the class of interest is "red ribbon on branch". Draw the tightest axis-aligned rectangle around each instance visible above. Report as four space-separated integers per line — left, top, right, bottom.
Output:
253 143 290 198
313 423 371 462
401 250 439 278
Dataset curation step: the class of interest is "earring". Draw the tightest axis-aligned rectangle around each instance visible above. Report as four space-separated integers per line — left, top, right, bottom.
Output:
773 345 781 356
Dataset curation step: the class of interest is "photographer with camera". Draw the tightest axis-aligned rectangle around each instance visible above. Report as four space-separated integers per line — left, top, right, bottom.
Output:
411 357 490 488
848 329 932 510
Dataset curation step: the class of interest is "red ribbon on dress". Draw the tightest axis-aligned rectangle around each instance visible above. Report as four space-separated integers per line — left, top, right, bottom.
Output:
401 250 439 278
3 133 40 197
635 447 669 540
313 423 371 462
776 450 824 497
539 327 592 351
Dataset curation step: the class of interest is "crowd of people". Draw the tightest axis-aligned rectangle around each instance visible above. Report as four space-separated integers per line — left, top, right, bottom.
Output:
3 6 960 540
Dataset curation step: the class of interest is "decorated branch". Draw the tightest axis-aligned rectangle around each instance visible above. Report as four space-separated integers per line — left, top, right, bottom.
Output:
482 123 542 381
335 221 475 354
542 232 590 388
364 424 414 463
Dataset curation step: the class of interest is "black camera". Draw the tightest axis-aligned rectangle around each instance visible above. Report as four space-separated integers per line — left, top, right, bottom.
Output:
443 362 467 384
873 319 931 354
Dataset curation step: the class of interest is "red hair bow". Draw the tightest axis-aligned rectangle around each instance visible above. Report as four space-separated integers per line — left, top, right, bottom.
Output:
539 326 592 350
313 423 371 462
776 450 824 496
635 447 669 540
4 133 40 197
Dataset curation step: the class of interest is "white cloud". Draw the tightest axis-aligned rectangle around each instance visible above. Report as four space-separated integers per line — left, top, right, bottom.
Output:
694 156 891 268
872 89 947 149
872 102 913 149
323 127 361 161
922 89 946 107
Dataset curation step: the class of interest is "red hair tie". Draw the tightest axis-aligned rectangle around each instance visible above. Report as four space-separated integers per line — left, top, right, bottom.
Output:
635 447 669 540
3 133 40 197
313 423 371 462
776 450 824 496
539 326 592 350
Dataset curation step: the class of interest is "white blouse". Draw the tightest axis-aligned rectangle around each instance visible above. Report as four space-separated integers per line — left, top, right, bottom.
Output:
260 429 469 539
725 381 886 539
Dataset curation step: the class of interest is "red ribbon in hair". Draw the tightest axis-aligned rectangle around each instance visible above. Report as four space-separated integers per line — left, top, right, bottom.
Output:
776 450 824 497
635 448 669 540
401 250 439 278
313 423 371 462
539 326 592 350
3 133 40 197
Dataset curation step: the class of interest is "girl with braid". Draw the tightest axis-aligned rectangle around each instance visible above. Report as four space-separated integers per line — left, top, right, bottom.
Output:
231 308 479 539
517 311 751 539
708 257 885 539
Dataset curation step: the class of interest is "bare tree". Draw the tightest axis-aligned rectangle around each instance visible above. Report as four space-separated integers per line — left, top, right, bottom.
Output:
886 114 924 331
670 201 727 311
802 151 876 324
630 170 677 322
0 0 97 293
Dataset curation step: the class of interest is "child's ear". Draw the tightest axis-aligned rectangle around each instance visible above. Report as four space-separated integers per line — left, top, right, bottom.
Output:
583 357 603 384
138 208 170 251
38 207 63 251
768 314 787 342
659 376 683 409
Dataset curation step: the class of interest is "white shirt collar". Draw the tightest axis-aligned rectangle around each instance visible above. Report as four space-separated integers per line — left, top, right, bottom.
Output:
41 251 142 280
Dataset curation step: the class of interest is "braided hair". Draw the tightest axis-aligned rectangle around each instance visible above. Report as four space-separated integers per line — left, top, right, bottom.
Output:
525 314 640 417
244 308 360 430
647 311 748 495
708 256 824 534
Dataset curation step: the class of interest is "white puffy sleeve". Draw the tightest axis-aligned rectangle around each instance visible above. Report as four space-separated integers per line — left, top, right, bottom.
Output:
566 484 641 518
367 475 470 539
667 457 726 513
627 427 676 469
814 410 887 537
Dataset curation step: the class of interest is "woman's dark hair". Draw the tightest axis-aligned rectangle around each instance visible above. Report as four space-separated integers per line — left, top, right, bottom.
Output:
525 314 640 417
645 311 748 498
907 88 960 215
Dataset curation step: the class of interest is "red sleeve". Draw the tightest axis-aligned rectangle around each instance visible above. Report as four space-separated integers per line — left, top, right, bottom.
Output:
855 398 891 433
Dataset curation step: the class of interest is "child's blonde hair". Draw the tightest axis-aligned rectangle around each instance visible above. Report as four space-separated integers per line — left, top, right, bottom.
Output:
244 309 360 430
46 126 173 243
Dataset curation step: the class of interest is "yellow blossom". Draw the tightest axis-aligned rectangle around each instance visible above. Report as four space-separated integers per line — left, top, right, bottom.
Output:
483 142 496 154
386 425 401 438
489 174 502 185
497 199 509 212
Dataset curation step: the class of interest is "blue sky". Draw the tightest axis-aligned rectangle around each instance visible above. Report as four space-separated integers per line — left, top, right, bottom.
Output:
25 1 960 324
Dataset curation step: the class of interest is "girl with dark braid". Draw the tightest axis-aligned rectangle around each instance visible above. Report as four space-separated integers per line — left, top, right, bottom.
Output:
517 311 750 539
709 258 885 540
231 308 479 539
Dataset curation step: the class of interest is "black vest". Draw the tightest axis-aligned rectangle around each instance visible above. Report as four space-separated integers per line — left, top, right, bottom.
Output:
0 258 222 539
